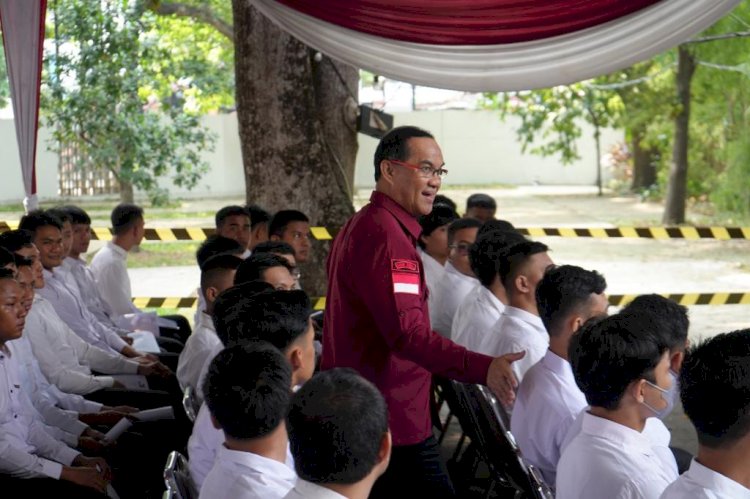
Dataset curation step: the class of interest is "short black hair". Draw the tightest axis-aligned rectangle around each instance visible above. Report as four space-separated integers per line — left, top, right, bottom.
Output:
246 204 271 229
447 217 482 246
234 253 293 286
0 247 15 269
111 204 144 235
14 256 33 269
59 205 91 225
499 240 550 290
213 288 311 350
45 208 71 225
0 230 34 253
621 295 689 352
433 194 457 212
268 210 310 238
203 342 292 440
215 205 249 228
466 193 497 211
19 210 62 235
288 368 388 484
200 254 243 294
0 267 15 281
679 329 750 449
536 265 607 337
569 313 670 410
373 126 434 181
253 240 295 257
477 219 515 240
417 204 459 249
196 235 245 269
470 230 527 287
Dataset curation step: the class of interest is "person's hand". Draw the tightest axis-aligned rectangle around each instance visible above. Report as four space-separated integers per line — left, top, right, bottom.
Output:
61 466 108 493
79 410 134 426
486 351 526 407
83 427 107 441
72 455 112 481
77 436 109 454
122 335 134 345
138 361 172 378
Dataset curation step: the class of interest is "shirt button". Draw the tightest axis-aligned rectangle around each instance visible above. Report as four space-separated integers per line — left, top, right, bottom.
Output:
398 311 405 317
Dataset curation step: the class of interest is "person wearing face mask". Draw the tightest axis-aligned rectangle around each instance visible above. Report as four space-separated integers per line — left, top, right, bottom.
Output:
556 313 678 499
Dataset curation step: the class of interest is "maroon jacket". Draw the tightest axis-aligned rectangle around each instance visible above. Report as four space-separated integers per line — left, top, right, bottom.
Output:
321 191 493 446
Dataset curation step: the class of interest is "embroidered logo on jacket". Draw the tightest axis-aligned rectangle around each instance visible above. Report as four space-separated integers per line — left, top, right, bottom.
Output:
391 259 420 295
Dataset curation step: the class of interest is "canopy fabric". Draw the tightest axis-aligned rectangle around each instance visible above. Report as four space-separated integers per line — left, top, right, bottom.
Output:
273 0 663 45
0 0 46 212
252 0 742 92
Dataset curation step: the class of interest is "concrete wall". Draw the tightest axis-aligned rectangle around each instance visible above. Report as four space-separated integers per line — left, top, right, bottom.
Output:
0 110 622 203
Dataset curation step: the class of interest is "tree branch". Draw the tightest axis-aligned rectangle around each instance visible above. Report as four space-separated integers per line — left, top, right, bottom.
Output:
146 0 234 42
686 31 750 45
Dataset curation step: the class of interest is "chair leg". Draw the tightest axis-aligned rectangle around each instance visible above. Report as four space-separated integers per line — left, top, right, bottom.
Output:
437 411 453 444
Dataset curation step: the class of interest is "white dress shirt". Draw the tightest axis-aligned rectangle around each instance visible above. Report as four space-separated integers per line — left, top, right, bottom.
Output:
418 247 445 314
188 402 224 488
37 268 127 354
199 445 296 499
661 459 750 499
24 295 139 394
177 312 220 396
0 344 80 479
481 306 549 383
90 241 141 316
284 480 348 499
556 412 678 499
430 262 478 337
451 284 505 352
510 349 587 485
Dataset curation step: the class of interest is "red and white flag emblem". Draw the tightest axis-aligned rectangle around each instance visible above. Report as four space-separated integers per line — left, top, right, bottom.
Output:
391 259 420 295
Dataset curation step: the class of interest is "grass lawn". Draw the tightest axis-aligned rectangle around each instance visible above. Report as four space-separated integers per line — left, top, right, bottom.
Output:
87 241 199 268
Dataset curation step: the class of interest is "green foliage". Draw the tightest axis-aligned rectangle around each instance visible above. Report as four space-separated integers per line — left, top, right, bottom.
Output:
0 46 8 109
43 0 217 205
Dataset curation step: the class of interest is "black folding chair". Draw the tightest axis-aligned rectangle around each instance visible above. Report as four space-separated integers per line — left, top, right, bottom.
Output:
163 451 199 499
181 386 199 424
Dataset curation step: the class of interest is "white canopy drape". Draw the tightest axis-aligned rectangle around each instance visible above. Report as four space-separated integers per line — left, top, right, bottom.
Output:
251 0 741 92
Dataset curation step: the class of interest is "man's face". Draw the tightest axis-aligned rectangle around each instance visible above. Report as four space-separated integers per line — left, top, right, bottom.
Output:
386 137 444 217
217 215 251 249
520 252 555 297
420 224 450 261
15 245 44 288
466 207 496 223
133 217 146 245
449 227 478 277
71 223 92 256
33 226 64 270
261 266 296 291
16 266 35 320
278 222 311 264
0 279 25 342
640 351 673 415
60 221 74 258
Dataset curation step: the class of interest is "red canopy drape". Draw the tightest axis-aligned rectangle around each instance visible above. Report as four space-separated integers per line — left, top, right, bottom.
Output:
276 0 663 44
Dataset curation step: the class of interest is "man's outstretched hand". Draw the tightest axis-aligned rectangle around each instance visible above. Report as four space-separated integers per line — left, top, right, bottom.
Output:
486 351 526 406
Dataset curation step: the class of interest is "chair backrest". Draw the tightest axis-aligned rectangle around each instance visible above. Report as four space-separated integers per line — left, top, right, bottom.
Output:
163 450 199 499
182 386 198 423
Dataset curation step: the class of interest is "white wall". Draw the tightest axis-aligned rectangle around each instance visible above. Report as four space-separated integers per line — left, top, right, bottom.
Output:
0 110 622 203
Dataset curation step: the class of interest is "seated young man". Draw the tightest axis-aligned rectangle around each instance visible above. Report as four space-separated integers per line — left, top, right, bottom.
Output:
452 228 526 352
253 240 297 266
268 209 312 264
661 329 750 498
465 193 497 222
285 368 392 499
511 265 608 485
245 204 272 252
89 203 191 343
215 205 252 256
0 269 112 498
200 342 296 499
177 254 242 396
416 203 458 304
188 288 316 487
556 313 678 498
481 239 554 383
429 217 482 337
235 253 298 291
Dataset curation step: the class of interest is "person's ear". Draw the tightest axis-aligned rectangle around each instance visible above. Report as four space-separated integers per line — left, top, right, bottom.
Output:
204 286 218 304
569 315 584 333
632 378 648 404
210 413 222 430
375 430 392 475
379 160 397 185
288 346 303 373
670 350 685 373
515 274 530 294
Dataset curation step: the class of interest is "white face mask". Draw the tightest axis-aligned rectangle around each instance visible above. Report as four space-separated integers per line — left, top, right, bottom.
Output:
641 378 672 417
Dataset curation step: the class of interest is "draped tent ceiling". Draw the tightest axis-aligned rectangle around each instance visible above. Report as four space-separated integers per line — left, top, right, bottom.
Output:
0 0 742 209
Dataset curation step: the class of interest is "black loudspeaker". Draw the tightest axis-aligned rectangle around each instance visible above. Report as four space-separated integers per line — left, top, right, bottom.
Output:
357 104 394 138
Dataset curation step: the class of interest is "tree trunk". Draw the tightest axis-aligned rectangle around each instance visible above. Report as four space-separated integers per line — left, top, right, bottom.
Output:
630 127 658 191
663 45 696 224
232 1 357 296
119 178 134 204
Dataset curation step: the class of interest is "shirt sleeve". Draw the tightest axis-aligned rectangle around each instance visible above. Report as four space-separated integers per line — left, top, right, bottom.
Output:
352 228 493 384
0 415 79 480
92 258 138 317
187 404 222 489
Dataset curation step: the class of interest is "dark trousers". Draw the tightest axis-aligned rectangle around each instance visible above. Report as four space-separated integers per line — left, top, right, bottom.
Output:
0 475 108 498
84 386 173 409
370 435 455 499
156 336 184 354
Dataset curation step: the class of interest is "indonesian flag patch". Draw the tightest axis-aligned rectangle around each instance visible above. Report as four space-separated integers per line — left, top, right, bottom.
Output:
392 259 420 295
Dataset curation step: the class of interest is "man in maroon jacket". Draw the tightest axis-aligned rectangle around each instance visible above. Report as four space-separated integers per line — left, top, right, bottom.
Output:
322 126 524 498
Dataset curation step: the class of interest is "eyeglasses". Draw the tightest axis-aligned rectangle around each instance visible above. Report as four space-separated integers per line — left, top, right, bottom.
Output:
449 242 472 254
389 159 448 179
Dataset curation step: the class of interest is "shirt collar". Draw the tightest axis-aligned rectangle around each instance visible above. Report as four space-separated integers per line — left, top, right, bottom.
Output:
685 459 750 496
217 445 296 481
478 285 505 314
196 311 216 331
292 480 348 499
370 191 422 241
504 306 546 333
106 241 128 259
581 412 654 455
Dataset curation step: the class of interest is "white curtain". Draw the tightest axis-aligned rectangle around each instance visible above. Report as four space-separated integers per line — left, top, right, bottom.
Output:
0 0 45 212
251 0 741 92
